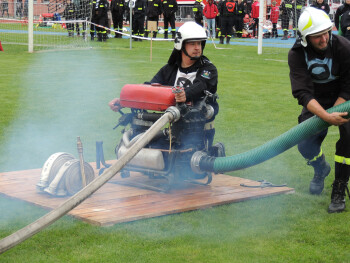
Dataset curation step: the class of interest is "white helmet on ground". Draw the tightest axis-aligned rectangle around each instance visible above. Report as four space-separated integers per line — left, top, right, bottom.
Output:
298 7 333 47
174 21 207 51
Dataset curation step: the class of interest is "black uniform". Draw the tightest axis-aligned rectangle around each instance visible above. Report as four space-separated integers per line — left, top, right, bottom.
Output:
133 0 146 40
193 0 204 26
215 0 221 38
63 2 78 37
90 0 109 41
77 0 92 38
150 53 219 147
145 0 162 38
111 0 125 38
279 0 293 39
234 0 245 37
288 35 350 210
292 0 304 36
335 2 350 41
219 0 235 43
311 0 330 15
162 0 178 39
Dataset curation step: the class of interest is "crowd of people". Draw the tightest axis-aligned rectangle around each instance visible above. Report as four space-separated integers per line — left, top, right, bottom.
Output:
61 0 350 44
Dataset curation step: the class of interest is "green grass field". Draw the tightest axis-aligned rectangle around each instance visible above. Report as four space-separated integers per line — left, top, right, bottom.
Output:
1 39 350 262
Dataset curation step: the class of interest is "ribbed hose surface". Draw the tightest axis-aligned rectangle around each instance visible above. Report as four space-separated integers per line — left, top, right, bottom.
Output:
212 101 350 173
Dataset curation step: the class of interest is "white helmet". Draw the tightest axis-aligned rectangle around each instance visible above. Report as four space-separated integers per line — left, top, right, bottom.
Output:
298 7 333 47
174 21 207 51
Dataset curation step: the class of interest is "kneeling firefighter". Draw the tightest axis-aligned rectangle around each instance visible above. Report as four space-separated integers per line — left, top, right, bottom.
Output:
109 22 223 188
110 21 219 149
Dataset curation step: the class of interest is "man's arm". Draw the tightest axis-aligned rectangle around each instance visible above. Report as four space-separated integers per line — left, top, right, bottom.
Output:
306 98 349 126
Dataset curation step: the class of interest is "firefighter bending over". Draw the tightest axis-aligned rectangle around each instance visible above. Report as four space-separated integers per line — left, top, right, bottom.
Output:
109 21 219 148
288 7 350 213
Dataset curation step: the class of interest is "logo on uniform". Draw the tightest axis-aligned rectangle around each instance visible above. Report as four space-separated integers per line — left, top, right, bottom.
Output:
201 70 211 79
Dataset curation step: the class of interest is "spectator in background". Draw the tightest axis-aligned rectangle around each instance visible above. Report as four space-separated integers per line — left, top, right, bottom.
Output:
64 0 78 37
193 0 204 26
132 0 146 41
162 0 178 39
334 0 350 41
204 0 219 38
215 0 221 38
90 0 109 41
270 0 279 38
311 0 330 14
111 0 126 38
145 0 162 38
1 0 9 17
219 0 235 44
280 0 293 40
244 0 252 16
234 0 245 37
251 0 259 38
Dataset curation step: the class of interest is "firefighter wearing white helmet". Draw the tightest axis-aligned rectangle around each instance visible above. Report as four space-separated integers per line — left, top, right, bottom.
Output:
288 7 350 213
298 7 333 47
109 21 219 148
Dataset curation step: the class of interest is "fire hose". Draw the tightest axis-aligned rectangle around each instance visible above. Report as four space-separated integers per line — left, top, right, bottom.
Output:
0 107 179 254
192 100 350 174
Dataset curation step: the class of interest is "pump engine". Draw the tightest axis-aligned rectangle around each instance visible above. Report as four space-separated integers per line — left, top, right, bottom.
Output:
113 84 225 192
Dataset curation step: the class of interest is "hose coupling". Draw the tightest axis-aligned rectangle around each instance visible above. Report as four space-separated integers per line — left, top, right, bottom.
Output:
165 106 181 122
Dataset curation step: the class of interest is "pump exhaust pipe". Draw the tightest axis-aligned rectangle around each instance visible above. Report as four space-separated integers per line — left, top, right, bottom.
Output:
0 107 180 254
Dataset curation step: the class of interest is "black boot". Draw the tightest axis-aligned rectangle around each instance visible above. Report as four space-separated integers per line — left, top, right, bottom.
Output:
172 31 176 39
164 31 168 39
308 154 331 195
281 31 288 40
226 37 231 44
90 33 94 41
219 36 224 44
153 32 157 38
97 33 102 42
328 163 350 213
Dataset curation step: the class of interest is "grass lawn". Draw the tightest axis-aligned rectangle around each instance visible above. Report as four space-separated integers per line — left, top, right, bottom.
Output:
1 39 350 262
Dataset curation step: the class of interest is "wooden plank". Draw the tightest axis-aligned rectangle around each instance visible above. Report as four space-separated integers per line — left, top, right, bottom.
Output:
0 164 294 226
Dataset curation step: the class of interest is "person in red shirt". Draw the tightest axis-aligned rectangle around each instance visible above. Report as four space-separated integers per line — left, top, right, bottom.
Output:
203 0 219 38
270 0 279 38
251 0 260 38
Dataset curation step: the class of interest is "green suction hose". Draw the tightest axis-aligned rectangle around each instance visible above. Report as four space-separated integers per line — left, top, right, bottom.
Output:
199 101 350 174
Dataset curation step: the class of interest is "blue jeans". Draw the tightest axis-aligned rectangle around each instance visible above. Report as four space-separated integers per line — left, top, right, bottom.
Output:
206 18 215 38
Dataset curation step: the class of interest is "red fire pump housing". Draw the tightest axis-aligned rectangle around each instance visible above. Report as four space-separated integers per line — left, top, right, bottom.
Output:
119 84 176 111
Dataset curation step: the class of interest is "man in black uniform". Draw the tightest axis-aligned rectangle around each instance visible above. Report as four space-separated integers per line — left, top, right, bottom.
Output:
288 7 350 213
279 0 293 40
90 0 109 41
109 21 219 148
132 0 146 40
219 0 235 44
193 0 204 26
162 0 178 39
64 0 78 37
111 0 126 38
234 0 245 37
334 0 350 41
292 0 304 38
77 0 92 39
145 0 162 38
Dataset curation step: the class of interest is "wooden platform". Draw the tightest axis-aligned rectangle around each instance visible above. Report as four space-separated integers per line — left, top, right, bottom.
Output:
0 164 294 226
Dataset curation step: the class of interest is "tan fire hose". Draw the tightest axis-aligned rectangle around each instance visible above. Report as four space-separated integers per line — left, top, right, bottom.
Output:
0 108 178 254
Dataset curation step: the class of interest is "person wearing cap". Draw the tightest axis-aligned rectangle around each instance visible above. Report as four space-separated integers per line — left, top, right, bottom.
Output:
288 7 350 213
109 21 219 148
